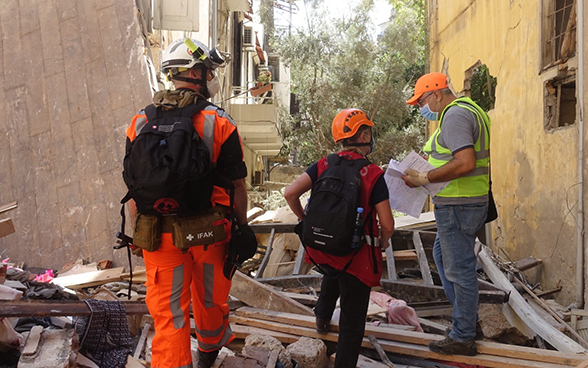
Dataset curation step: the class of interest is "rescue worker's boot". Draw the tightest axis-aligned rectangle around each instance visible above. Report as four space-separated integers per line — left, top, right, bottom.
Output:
316 316 330 334
197 349 219 368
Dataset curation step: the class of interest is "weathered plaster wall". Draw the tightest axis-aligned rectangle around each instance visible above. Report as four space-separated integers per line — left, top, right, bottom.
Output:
0 0 153 269
430 0 581 304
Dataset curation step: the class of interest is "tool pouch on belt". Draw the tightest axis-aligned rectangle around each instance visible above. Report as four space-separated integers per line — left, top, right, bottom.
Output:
171 208 231 251
133 213 161 252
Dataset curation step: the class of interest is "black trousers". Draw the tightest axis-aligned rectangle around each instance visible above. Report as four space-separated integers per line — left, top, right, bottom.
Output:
314 265 371 368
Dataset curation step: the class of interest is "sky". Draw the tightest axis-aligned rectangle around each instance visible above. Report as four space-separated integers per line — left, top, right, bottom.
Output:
253 0 394 38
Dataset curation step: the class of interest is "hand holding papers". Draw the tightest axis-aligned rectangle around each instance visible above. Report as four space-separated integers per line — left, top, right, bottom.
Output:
384 151 450 218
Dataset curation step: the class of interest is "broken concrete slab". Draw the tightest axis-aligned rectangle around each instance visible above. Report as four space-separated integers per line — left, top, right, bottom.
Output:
286 336 328 368
18 328 78 368
244 333 292 368
478 304 531 345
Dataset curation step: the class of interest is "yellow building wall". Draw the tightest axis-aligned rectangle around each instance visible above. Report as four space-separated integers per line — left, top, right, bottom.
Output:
430 0 580 304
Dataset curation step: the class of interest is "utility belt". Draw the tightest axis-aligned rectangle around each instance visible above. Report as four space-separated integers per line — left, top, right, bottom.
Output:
133 206 231 252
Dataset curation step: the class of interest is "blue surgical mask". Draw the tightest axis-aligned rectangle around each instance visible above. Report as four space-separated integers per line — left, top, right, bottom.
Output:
419 103 439 121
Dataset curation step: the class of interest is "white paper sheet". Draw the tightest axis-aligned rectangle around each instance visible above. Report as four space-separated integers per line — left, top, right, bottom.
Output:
384 151 450 218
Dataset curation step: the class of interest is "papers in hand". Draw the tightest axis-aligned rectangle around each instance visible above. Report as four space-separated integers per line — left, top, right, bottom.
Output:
384 151 450 218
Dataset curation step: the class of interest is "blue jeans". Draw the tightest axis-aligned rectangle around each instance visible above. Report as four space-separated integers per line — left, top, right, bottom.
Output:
433 203 487 342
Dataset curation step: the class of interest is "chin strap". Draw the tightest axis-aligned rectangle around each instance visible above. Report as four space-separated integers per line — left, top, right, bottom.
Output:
171 65 209 98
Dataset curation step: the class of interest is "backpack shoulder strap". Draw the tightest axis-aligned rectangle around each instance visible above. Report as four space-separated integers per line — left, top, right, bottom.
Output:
144 104 158 123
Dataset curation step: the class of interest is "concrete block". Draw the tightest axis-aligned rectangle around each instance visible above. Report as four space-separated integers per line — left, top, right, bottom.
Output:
243 334 292 368
18 328 78 368
285 337 328 368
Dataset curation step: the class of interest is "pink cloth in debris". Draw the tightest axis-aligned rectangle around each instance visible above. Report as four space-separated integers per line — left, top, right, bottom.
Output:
370 291 423 332
33 269 55 283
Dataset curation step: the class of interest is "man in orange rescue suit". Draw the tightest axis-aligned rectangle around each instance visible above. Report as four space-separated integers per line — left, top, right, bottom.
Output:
125 38 248 368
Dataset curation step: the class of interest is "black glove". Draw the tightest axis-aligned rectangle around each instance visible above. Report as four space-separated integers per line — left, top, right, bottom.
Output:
223 223 258 280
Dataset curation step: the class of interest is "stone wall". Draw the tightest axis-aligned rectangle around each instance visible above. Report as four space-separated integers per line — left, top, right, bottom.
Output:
0 0 153 269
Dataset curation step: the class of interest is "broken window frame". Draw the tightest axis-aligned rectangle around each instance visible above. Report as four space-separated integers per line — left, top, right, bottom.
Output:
540 0 576 71
544 73 577 131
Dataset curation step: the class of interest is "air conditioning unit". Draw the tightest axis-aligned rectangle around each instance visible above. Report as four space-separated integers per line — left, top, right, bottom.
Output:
243 25 255 49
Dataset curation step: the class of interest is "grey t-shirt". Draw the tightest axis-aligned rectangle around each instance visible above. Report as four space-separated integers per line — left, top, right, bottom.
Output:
433 104 489 205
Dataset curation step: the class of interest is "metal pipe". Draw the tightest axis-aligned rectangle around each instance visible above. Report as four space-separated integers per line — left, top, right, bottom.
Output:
576 0 585 309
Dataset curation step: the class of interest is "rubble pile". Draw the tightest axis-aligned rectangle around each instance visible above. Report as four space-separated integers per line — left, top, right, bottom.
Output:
1 207 588 367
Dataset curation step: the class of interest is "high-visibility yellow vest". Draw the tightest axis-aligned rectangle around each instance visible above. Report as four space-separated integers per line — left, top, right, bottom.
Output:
423 97 490 198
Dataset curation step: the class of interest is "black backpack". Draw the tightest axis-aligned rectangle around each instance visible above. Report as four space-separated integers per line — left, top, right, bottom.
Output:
121 99 214 216
302 154 370 256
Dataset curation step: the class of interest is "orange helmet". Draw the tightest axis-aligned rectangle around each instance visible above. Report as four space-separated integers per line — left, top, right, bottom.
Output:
406 72 448 105
331 108 374 143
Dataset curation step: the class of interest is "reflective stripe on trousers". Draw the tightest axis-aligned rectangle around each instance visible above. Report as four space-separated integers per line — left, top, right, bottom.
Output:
143 233 234 367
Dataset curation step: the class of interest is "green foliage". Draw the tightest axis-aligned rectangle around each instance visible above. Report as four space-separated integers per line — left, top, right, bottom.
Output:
470 64 497 112
275 0 427 165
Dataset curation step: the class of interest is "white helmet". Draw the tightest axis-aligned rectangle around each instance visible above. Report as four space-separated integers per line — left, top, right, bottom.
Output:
161 38 224 79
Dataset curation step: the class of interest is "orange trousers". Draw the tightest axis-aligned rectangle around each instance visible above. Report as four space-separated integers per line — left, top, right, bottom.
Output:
143 233 234 368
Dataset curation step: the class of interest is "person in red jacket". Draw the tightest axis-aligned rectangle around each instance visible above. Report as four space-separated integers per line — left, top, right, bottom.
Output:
125 38 248 368
284 109 395 368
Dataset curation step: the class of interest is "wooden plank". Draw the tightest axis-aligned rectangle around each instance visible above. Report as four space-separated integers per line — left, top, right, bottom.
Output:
515 257 543 272
52 267 124 289
22 325 43 356
292 242 306 275
0 300 149 317
478 244 587 355
233 307 587 366
255 228 276 279
368 335 397 367
576 358 588 368
381 279 508 304
417 317 449 335
0 201 17 214
394 212 436 230
126 355 146 368
266 350 279 368
133 322 151 359
234 307 415 332
230 316 580 368
514 277 588 348
412 232 433 285
0 218 15 238
231 324 300 344
249 223 296 234
230 271 314 316
385 240 397 280
414 305 453 318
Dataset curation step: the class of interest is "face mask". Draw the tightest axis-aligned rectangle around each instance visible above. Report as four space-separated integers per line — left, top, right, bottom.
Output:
206 76 220 98
419 103 439 121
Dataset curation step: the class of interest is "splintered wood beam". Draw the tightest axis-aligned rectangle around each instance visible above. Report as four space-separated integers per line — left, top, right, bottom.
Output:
51 267 124 289
230 271 314 316
0 201 17 215
478 244 587 355
380 279 508 304
230 314 585 368
412 232 433 285
514 257 543 272
234 307 415 332
0 218 15 238
0 300 149 317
